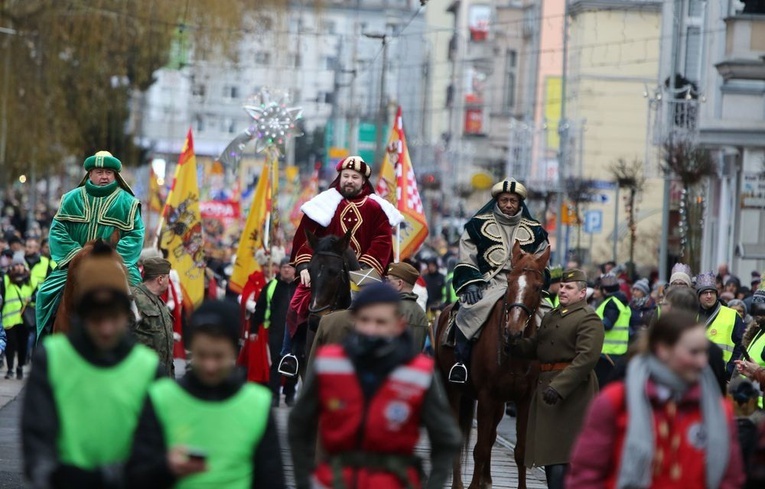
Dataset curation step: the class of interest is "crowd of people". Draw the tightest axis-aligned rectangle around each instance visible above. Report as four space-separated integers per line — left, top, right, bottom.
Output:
4 149 765 489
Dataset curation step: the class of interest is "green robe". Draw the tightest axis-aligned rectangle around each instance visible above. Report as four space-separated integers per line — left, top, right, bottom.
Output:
35 180 144 337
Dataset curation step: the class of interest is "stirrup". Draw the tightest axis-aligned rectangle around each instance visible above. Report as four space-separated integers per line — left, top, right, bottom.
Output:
448 362 468 384
278 354 299 378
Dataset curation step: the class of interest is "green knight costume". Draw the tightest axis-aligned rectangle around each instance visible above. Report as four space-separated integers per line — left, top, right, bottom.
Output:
35 151 145 338
453 179 550 341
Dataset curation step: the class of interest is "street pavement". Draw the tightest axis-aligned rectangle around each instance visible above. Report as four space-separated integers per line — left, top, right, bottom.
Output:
0 379 29 488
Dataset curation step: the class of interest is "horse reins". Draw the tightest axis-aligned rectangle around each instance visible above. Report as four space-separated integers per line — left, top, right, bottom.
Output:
499 267 544 366
307 251 351 315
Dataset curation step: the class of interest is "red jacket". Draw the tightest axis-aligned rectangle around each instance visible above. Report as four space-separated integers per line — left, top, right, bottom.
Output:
567 379 744 489
313 345 433 489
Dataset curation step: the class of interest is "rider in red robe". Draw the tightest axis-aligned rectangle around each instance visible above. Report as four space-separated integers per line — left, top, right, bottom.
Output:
288 156 403 334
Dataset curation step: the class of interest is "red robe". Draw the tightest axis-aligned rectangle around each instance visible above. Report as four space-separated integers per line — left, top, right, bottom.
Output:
236 270 271 383
289 180 402 332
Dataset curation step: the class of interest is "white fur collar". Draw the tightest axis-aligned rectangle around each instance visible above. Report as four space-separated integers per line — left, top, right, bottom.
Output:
301 188 404 227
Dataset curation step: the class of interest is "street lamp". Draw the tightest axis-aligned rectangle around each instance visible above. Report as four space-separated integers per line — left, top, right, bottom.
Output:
363 31 389 165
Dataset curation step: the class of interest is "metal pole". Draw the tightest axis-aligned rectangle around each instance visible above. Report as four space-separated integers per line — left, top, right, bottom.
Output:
348 21 360 154
0 29 13 192
613 184 620 262
554 0 570 266
375 35 388 165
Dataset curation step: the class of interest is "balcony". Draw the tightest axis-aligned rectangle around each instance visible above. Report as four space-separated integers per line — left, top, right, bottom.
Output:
715 15 765 81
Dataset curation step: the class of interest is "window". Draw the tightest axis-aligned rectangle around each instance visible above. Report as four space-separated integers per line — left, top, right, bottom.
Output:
324 56 338 70
288 53 302 68
684 26 701 84
195 115 204 132
222 118 236 133
504 50 517 110
255 51 271 65
223 85 239 99
320 19 336 35
688 0 704 17
192 84 206 97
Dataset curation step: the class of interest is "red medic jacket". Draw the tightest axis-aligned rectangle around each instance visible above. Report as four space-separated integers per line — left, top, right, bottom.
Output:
313 344 434 489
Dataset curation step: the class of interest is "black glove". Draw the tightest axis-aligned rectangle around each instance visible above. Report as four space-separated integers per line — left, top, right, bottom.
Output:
542 386 562 405
461 284 483 305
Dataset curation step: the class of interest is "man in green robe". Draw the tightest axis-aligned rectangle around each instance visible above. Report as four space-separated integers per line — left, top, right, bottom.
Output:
35 151 145 338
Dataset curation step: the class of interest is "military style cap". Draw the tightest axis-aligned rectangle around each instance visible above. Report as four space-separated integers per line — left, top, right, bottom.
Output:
491 178 528 200
336 155 371 178
142 257 171 278
387 262 420 286
83 150 122 172
349 268 382 291
561 269 587 283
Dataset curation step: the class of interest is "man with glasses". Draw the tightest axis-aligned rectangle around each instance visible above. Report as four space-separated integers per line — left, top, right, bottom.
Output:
697 271 745 376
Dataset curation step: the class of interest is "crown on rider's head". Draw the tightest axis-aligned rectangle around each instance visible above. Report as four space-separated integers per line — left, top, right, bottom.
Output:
335 155 371 178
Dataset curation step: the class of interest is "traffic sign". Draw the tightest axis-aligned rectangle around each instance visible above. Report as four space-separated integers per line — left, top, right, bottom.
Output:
584 210 603 234
591 180 617 191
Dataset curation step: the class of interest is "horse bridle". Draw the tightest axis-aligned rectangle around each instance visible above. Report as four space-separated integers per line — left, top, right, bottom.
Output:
307 250 350 315
499 266 544 366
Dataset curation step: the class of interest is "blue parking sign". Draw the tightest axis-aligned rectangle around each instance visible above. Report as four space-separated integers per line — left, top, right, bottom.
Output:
584 210 603 234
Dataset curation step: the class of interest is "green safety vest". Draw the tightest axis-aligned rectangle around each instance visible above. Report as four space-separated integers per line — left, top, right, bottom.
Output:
2 275 35 330
29 256 52 288
263 279 278 329
46 335 158 469
747 329 765 407
149 378 272 489
596 296 631 355
705 306 738 363
543 293 559 309
443 272 458 304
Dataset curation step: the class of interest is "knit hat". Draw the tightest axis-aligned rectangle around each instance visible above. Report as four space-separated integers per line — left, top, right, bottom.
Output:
669 263 693 287
752 271 761 288
491 178 528 200
74 243 131 315
188 300 241 348
751 290 765 316
83 150 122 172
336 155 371 178
600 274 620 293
695 271 717 296
729 377 760 403
350 282 400 311
387 262 420 286
632 278 650 296
10 251 27 269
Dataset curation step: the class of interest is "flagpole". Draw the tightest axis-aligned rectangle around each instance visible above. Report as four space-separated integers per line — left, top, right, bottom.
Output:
395 222 401 263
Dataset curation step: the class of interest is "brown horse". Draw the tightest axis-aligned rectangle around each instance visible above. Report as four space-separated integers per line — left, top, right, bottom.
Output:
52 231 125 334
435 240 550 489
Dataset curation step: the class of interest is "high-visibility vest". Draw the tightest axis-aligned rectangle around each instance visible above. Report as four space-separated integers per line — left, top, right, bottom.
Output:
29 256 52 287
443 272 458 304
705 306 738 363
150 378 271 489
47 335 158 469
747 329 765 408
2 275 35 329
262 279 278 329
596 296 631 355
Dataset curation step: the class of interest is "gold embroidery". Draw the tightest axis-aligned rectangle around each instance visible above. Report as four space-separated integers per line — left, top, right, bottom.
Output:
481 220 502 241
484 244 507 267
339 202 364 253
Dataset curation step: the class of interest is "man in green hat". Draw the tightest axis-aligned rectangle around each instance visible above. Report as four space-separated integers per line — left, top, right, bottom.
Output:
132 257 175 377
35 151 145 339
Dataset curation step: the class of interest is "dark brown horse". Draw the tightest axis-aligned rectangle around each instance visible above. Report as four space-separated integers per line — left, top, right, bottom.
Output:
304 229 358 323
53 231 125 334
435 240 550 489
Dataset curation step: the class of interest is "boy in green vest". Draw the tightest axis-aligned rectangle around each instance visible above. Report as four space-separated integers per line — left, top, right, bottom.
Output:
126 300 284 489
22 242 162 488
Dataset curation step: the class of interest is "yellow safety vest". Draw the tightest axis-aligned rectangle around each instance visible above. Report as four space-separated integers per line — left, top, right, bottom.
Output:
262 279 278 329
705 306 738 363
747 329 765 368
30 256 52 287
596 296 631 355
2 275 35 330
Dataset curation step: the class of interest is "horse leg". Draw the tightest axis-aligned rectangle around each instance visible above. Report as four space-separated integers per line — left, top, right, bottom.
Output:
480 399 505 486
514 394 532 489
469 393 502 489
447 387 466 489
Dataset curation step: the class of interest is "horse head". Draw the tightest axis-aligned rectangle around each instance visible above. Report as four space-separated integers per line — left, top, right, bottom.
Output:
503 240 550 339
306 229 356 317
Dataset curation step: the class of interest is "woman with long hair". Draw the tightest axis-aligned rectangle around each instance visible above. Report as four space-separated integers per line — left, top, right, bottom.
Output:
567 311 744 488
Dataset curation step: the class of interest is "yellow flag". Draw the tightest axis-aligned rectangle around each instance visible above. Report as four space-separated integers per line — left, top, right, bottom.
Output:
229 161 271 293
159 129 205 308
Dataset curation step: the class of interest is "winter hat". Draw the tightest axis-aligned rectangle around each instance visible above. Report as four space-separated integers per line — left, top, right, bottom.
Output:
600 274 620 293
632 278 650 296
669 263 693 287
350 282 400 311
729 377 760 404
74 242 131 316
10 251 27 269
491 178 528 200
752 271 761 288
188 300 241 348
695 271 717 296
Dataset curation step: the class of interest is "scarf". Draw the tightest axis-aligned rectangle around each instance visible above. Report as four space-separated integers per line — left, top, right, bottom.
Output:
618 354 728 489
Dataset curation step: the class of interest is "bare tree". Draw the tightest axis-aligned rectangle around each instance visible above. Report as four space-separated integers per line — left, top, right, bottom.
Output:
565 178 596 264
662 141 716 272
610 158 645 274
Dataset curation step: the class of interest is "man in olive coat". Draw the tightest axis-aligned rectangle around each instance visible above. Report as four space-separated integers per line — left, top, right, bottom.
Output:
387 262 429 351
511 269 603 489
131 257 175 377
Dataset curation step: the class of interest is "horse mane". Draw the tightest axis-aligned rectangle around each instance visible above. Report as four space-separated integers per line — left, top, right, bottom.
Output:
312 234 360 270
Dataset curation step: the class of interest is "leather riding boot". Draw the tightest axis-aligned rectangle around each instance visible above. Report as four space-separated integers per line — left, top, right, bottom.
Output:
544 464 568 489
449 328 470 384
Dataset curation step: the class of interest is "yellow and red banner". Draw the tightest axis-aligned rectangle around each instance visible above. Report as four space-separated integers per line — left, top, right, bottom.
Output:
289 164 319 229
229 160 272 293
159 129 205 308
376 107 429 259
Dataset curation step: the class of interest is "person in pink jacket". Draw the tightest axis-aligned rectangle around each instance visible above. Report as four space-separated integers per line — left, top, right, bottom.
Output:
567 310 744 489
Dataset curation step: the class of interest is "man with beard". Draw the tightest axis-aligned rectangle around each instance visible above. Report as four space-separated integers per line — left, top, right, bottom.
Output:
25 237 53 287
288 283 461 489
287 156 403 371
697 271 745 376
2 252 36 379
